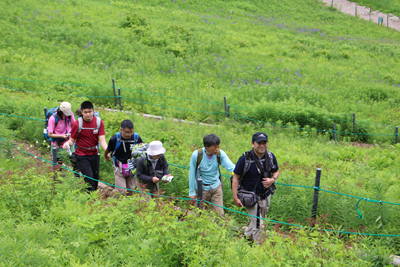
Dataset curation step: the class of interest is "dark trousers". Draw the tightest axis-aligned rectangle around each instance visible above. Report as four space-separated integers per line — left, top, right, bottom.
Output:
75 154 100 192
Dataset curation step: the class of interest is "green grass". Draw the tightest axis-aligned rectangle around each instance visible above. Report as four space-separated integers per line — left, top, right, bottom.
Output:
1 0 400 263
1 0 400 143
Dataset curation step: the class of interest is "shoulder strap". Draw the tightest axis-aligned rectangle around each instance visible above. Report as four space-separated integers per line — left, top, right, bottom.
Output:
77 117 83 140
241 151 252 179
196 148 203 170
53 113 59 127
96 117 101 131
133 132 138 143
216 150 221 165
114 132 122 153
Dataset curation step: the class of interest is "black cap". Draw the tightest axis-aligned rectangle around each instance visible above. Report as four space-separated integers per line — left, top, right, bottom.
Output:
252 132 268 143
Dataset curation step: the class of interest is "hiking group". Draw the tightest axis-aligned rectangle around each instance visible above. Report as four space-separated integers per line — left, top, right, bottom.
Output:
47 100 279 242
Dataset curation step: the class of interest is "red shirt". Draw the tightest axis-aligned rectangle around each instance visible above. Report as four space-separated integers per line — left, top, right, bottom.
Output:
71 117 105 156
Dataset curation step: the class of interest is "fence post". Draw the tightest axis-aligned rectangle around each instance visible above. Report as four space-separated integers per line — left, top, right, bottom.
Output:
52 147 58 181
112 78 117 107
353 113 356 141
118 88 122 111
311 168 322 219
196 177 203 209
333 123 337 142
387 14 389 27
355 6 357 16
396 126 398 144
331 0 334 8
227 104 230 118
224 96 228 117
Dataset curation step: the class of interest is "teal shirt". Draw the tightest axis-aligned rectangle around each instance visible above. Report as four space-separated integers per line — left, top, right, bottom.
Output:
188 148 235 197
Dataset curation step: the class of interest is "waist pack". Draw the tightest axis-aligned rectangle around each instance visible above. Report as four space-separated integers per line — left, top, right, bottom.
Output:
237 189 260 207
116 161 131 178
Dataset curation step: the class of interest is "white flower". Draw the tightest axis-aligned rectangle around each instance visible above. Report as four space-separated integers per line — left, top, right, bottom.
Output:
182 241 185 244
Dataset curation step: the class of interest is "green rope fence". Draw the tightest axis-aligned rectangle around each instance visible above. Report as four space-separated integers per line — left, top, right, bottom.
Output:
1 137 400 238
1 76 398 128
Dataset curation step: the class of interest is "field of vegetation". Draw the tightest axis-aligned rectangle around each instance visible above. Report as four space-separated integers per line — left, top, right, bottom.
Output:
1 0 400 265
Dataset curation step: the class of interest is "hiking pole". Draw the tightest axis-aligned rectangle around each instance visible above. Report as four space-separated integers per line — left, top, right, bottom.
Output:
311 169 322 219
197 166 204 209
52 146 58 181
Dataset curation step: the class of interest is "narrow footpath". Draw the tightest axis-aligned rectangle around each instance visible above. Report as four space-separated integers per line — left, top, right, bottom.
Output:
320 0 400 31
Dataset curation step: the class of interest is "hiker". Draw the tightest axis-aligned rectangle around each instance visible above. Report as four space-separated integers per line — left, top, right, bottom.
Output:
47 102 76 164
136 141 170 199
63 101 107 192
232 132 279 241
188 134 235 215
104 119 143 196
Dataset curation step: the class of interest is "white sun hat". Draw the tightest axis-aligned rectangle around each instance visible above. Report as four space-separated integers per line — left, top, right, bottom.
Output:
59 102 74 116
146 141 166 156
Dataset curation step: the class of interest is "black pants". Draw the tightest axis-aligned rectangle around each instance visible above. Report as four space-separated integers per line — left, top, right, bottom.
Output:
75 154 100 192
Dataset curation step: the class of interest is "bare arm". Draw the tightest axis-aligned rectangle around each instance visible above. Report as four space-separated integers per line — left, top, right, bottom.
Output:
99 135 107 151
104 147 111 161
62 138 76 150
232 173 243 207
48 133 69 139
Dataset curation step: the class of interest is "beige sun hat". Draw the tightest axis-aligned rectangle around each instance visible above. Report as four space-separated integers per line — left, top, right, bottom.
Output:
146 141 166 156
59 102 74 116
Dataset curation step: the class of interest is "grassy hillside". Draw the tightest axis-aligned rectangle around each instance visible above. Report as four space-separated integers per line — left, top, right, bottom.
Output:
1 0 400 143
1 0 400 264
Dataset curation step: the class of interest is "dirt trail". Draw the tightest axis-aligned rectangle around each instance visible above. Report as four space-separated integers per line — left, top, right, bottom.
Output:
320 0 400 31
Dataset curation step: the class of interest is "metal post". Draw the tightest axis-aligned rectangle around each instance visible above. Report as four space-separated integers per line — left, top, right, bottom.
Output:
227 104 230 118
396 126 398 144
311 168 322 219
334 123 337 142
112 78 117 106
387 14 389 27
353 113 356 140
196 177 203 209
118 88 122 111
52 146 58 181
355 6 357 16
224 96 228 117
331 0 333 8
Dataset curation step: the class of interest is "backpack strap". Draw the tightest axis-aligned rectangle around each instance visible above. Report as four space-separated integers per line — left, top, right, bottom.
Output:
76 117 100 150
196 148 203 170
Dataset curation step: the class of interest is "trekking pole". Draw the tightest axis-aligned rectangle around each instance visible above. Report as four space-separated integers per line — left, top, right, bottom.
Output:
311 169 322 219
52 146 58 181
197 166 203 209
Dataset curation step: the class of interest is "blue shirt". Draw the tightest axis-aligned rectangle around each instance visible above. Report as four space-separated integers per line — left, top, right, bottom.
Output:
189 148 235 196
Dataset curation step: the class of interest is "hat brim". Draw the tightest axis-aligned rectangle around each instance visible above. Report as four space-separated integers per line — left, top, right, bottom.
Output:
62 110 74 116
253 138 268 143
147 147 166 156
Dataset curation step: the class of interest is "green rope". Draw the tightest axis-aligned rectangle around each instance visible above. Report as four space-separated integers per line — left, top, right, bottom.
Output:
2 137 400 238
120 87 224 106
121 96 225 115
0 76 111 88
1 85 49 94
0 112 46 122
1 76 398 128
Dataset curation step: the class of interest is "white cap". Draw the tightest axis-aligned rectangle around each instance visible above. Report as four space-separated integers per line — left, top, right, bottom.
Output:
60 102 73 116
146 141 166 156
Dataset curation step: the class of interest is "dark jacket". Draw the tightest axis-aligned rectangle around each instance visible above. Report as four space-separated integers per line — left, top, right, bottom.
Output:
136 154 169 192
